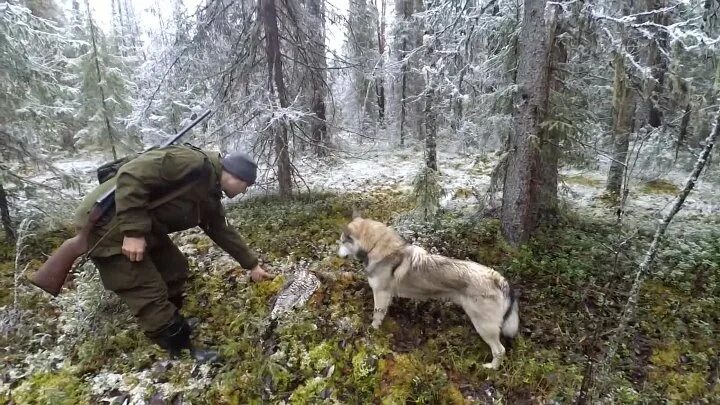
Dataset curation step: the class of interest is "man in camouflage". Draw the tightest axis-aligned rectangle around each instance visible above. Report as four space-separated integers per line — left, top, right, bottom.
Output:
74 144 274 361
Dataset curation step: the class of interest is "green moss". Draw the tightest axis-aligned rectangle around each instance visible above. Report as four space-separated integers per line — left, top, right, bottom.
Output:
597 190 621 206
0 225 75 306
302 341 336 373
641 179 680 195
12 369 90 404
6 186 719 403
441 385 467 404
0 239 14 262
501 345 584 402
349 343 386 399
225 189 413 261
562 174 603 187
0 260 13 306
378 353 459 404
661 372 711 402
195 236 213 255
288 376 334 403
452 187 473 199
650 343 681 368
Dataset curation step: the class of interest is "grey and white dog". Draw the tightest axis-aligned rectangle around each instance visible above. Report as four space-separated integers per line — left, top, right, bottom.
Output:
337 213 519 369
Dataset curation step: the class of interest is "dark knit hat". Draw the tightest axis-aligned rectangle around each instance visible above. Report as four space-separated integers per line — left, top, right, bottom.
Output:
221 152 257 185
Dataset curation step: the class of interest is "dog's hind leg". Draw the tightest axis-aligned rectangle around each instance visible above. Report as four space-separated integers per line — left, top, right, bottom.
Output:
465 309 506 369
371 289 393 329
474 321 505 369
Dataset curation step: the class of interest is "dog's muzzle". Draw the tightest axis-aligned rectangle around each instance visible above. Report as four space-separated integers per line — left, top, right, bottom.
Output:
338 244 351 258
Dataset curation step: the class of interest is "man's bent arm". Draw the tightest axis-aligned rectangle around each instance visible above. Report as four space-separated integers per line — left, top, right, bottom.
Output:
201 207 259 270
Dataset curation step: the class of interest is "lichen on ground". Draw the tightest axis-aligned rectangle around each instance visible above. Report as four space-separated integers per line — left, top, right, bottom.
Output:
1 186 718 404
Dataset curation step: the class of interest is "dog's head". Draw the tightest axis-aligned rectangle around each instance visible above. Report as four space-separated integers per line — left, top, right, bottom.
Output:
337 209 405 264
337 209 365 260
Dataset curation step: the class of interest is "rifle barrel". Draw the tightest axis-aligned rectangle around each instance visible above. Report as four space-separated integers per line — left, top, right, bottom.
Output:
93 108 212 206
165 109 212 147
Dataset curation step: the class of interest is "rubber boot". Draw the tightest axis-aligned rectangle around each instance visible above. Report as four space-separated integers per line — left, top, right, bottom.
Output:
146 314 221 364
168 295 200 329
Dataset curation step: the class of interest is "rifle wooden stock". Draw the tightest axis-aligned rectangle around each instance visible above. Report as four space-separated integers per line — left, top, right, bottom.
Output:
26 205 102 296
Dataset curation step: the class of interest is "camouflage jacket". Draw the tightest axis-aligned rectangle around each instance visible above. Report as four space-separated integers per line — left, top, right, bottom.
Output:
74 145 259 269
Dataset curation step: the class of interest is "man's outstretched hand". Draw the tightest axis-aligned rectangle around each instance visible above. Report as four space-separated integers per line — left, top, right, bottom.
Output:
250 264 275 282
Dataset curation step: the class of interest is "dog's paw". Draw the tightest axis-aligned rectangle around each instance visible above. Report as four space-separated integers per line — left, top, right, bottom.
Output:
371 320 382 329
482 362 499 370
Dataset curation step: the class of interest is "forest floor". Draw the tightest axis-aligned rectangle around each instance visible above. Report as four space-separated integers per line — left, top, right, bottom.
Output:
1 139 718 404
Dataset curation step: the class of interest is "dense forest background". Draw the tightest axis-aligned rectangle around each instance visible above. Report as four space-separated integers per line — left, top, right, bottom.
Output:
1 0 719 403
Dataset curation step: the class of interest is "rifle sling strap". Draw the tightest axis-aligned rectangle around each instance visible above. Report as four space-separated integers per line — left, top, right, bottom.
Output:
147 179 201 210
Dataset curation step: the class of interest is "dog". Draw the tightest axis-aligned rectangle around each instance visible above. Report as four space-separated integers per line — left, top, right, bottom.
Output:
337 212 519 369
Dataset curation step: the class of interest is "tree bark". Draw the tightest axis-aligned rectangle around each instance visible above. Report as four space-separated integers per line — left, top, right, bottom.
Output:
500 0 558 247
396 0 418 145
646 0 667 128
424 37 437 171
261 0 292 196
424 87 437 170
676 102 692 161
307 0 328 156
0 183 14 241
376 0 386 124
399 36 407 146
606 50 636 196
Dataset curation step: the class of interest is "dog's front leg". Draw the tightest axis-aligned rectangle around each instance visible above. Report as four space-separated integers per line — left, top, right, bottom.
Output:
371 289 393 329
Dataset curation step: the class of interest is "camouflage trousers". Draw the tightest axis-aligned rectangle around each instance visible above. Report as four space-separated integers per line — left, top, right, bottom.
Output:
90 232 189 334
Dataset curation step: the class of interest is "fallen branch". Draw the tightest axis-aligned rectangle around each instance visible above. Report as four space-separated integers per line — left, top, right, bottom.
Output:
590 108 720 401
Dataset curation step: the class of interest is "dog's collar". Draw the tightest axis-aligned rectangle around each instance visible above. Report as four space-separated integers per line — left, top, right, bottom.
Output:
390 257 403 277
359 239 381 267
366 239 380 256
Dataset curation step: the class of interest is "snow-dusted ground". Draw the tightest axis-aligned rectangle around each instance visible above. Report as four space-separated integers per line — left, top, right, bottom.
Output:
14 137 720 227
284 140 720 224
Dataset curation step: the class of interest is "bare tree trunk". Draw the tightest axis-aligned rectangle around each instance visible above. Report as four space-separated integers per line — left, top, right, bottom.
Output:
424 37 437 171
676 102 692 161
307 0 328 156
262 0 292 196
113 0 127 56
86 0 118 160
399 37 407 146
425 81 437 171
646 0 667 128
396 0 411 145
122 0 140 55
412 0 425 141
606 50 636 196
593 109 720 401
0 183 14 241
60 131 77 151
500 0 558 247
376 0 386 124
424 89 437 170
451 69 464 132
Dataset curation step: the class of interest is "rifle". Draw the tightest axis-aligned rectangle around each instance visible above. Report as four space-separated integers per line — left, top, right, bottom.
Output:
26 109 213 297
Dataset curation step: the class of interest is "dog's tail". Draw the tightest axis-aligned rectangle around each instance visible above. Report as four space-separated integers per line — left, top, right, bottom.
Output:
501 286 520 343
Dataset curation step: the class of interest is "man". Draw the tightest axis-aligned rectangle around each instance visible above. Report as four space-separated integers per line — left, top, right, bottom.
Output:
74 144 274 362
